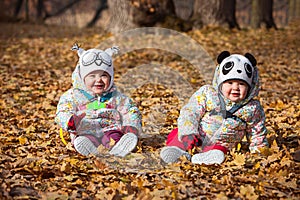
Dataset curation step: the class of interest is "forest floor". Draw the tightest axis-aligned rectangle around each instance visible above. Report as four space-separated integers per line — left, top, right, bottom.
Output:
0 21 299 199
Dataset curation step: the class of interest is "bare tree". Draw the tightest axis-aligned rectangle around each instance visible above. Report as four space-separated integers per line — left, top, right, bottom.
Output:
289 0 300 21
191 0 240 29
43 0 82 20
14 0 29 21
130 0 176 27
86 0 108 27
36 0 44 20
217 0 240 29
192 0 220 28
251 0 277 29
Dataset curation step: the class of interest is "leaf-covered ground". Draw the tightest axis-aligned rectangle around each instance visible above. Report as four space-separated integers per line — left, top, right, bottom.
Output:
0 21 299 199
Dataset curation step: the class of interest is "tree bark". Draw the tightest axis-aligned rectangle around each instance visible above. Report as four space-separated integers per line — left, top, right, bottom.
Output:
251 0 260 28
291 0 300 20
131 0 175 27
14 0 23 17
192 0 220 28
43 0 82 20
260 0 277 29
218 0 240 29
86 0 108 27
251 0 277 29
36 0 44 20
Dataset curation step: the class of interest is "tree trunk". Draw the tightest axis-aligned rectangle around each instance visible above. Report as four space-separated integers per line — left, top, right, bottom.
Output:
290 0 300 20
251 0 260 28
14 0 23 17
192 0 220 28
86 0 108 27
218 0 240 29
172 0 194 21
260 0 277 29
25 0 29 21
36 0 44 20
131 0 175 27
251 0 277 29
43 0 81 20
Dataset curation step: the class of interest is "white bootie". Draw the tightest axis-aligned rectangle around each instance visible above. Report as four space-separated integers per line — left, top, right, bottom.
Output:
109 133 138 157
191 149 225 165
160 146 191 163
74 136 100 156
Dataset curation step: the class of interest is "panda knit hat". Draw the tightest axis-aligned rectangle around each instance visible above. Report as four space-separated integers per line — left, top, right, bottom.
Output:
216 51 257 88
71 44 119 90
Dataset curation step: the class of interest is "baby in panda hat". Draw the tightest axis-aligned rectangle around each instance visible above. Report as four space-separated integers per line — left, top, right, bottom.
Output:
160 51 269 164
55 44 142 157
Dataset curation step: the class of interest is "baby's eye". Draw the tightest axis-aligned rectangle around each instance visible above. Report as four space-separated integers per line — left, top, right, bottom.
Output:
88 74 96 78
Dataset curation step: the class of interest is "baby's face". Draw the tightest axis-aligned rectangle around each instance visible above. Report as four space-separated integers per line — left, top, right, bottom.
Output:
84 70 111 95
221 80 248 102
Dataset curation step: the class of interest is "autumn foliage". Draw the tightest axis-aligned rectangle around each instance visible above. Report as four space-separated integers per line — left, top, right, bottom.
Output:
0 21 299 199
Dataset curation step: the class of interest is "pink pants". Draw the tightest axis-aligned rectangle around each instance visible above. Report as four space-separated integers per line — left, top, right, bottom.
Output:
166 128 228 154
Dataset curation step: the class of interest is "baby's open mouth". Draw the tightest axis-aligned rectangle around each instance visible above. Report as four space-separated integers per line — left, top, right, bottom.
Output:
95 84 105 89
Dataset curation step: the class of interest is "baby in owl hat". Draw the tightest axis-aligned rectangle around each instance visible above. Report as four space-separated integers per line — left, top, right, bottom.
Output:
55 44 142 157
160 51 269 164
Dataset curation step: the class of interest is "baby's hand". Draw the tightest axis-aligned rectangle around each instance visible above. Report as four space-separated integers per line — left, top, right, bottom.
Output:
68 113 86 132
73 113 86 126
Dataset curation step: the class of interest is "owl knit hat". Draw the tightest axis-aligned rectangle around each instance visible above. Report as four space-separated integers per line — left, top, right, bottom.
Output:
71 44 120 90
216 51 257 88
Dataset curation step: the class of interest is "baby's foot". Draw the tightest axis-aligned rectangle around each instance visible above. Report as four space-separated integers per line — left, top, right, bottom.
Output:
109 133 138 157
191 149 225 165
74 136 100 156
160 146 191 163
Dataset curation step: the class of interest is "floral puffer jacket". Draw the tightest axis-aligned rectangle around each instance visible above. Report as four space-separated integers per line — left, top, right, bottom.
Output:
177 64 268 153
55 65 142 138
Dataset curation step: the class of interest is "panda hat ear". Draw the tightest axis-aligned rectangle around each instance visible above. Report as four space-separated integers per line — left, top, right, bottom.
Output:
217 51 230 64
244 53 257 66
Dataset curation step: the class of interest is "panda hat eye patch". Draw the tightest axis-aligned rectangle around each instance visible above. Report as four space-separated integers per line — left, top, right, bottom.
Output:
222 61 234 75
244 63 253 78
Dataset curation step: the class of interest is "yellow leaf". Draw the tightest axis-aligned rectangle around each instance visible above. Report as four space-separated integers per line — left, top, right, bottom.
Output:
232 153 245 166
237 143 241 152
267 152 281 163
18 136 28 145
215 192 229 200
270 140 280 152
254 162 260 169
64 175 76 181
239 185 259 200
75 179 83 185
13 94 19 100
109 137 116 147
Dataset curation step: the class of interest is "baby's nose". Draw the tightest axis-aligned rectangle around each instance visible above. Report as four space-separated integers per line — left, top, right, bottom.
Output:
237 69 242 73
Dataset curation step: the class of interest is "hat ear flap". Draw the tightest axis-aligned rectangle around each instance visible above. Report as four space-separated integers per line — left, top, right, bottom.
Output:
71 43 85 57
105 46 120 56
217 51 230 64
244 53 257 66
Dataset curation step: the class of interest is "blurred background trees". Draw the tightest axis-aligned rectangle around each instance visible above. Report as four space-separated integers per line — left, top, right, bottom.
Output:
0 0 299 31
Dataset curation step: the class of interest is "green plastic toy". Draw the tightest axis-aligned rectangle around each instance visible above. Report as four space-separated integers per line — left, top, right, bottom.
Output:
86 101 106 110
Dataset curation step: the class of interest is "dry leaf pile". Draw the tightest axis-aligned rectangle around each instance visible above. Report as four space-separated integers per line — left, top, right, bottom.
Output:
0 21 299 199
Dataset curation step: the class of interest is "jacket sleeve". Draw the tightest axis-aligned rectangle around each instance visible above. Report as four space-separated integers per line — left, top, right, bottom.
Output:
246 100 269 153
116 93 142 135
177 86 211 141
55 90 77 131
